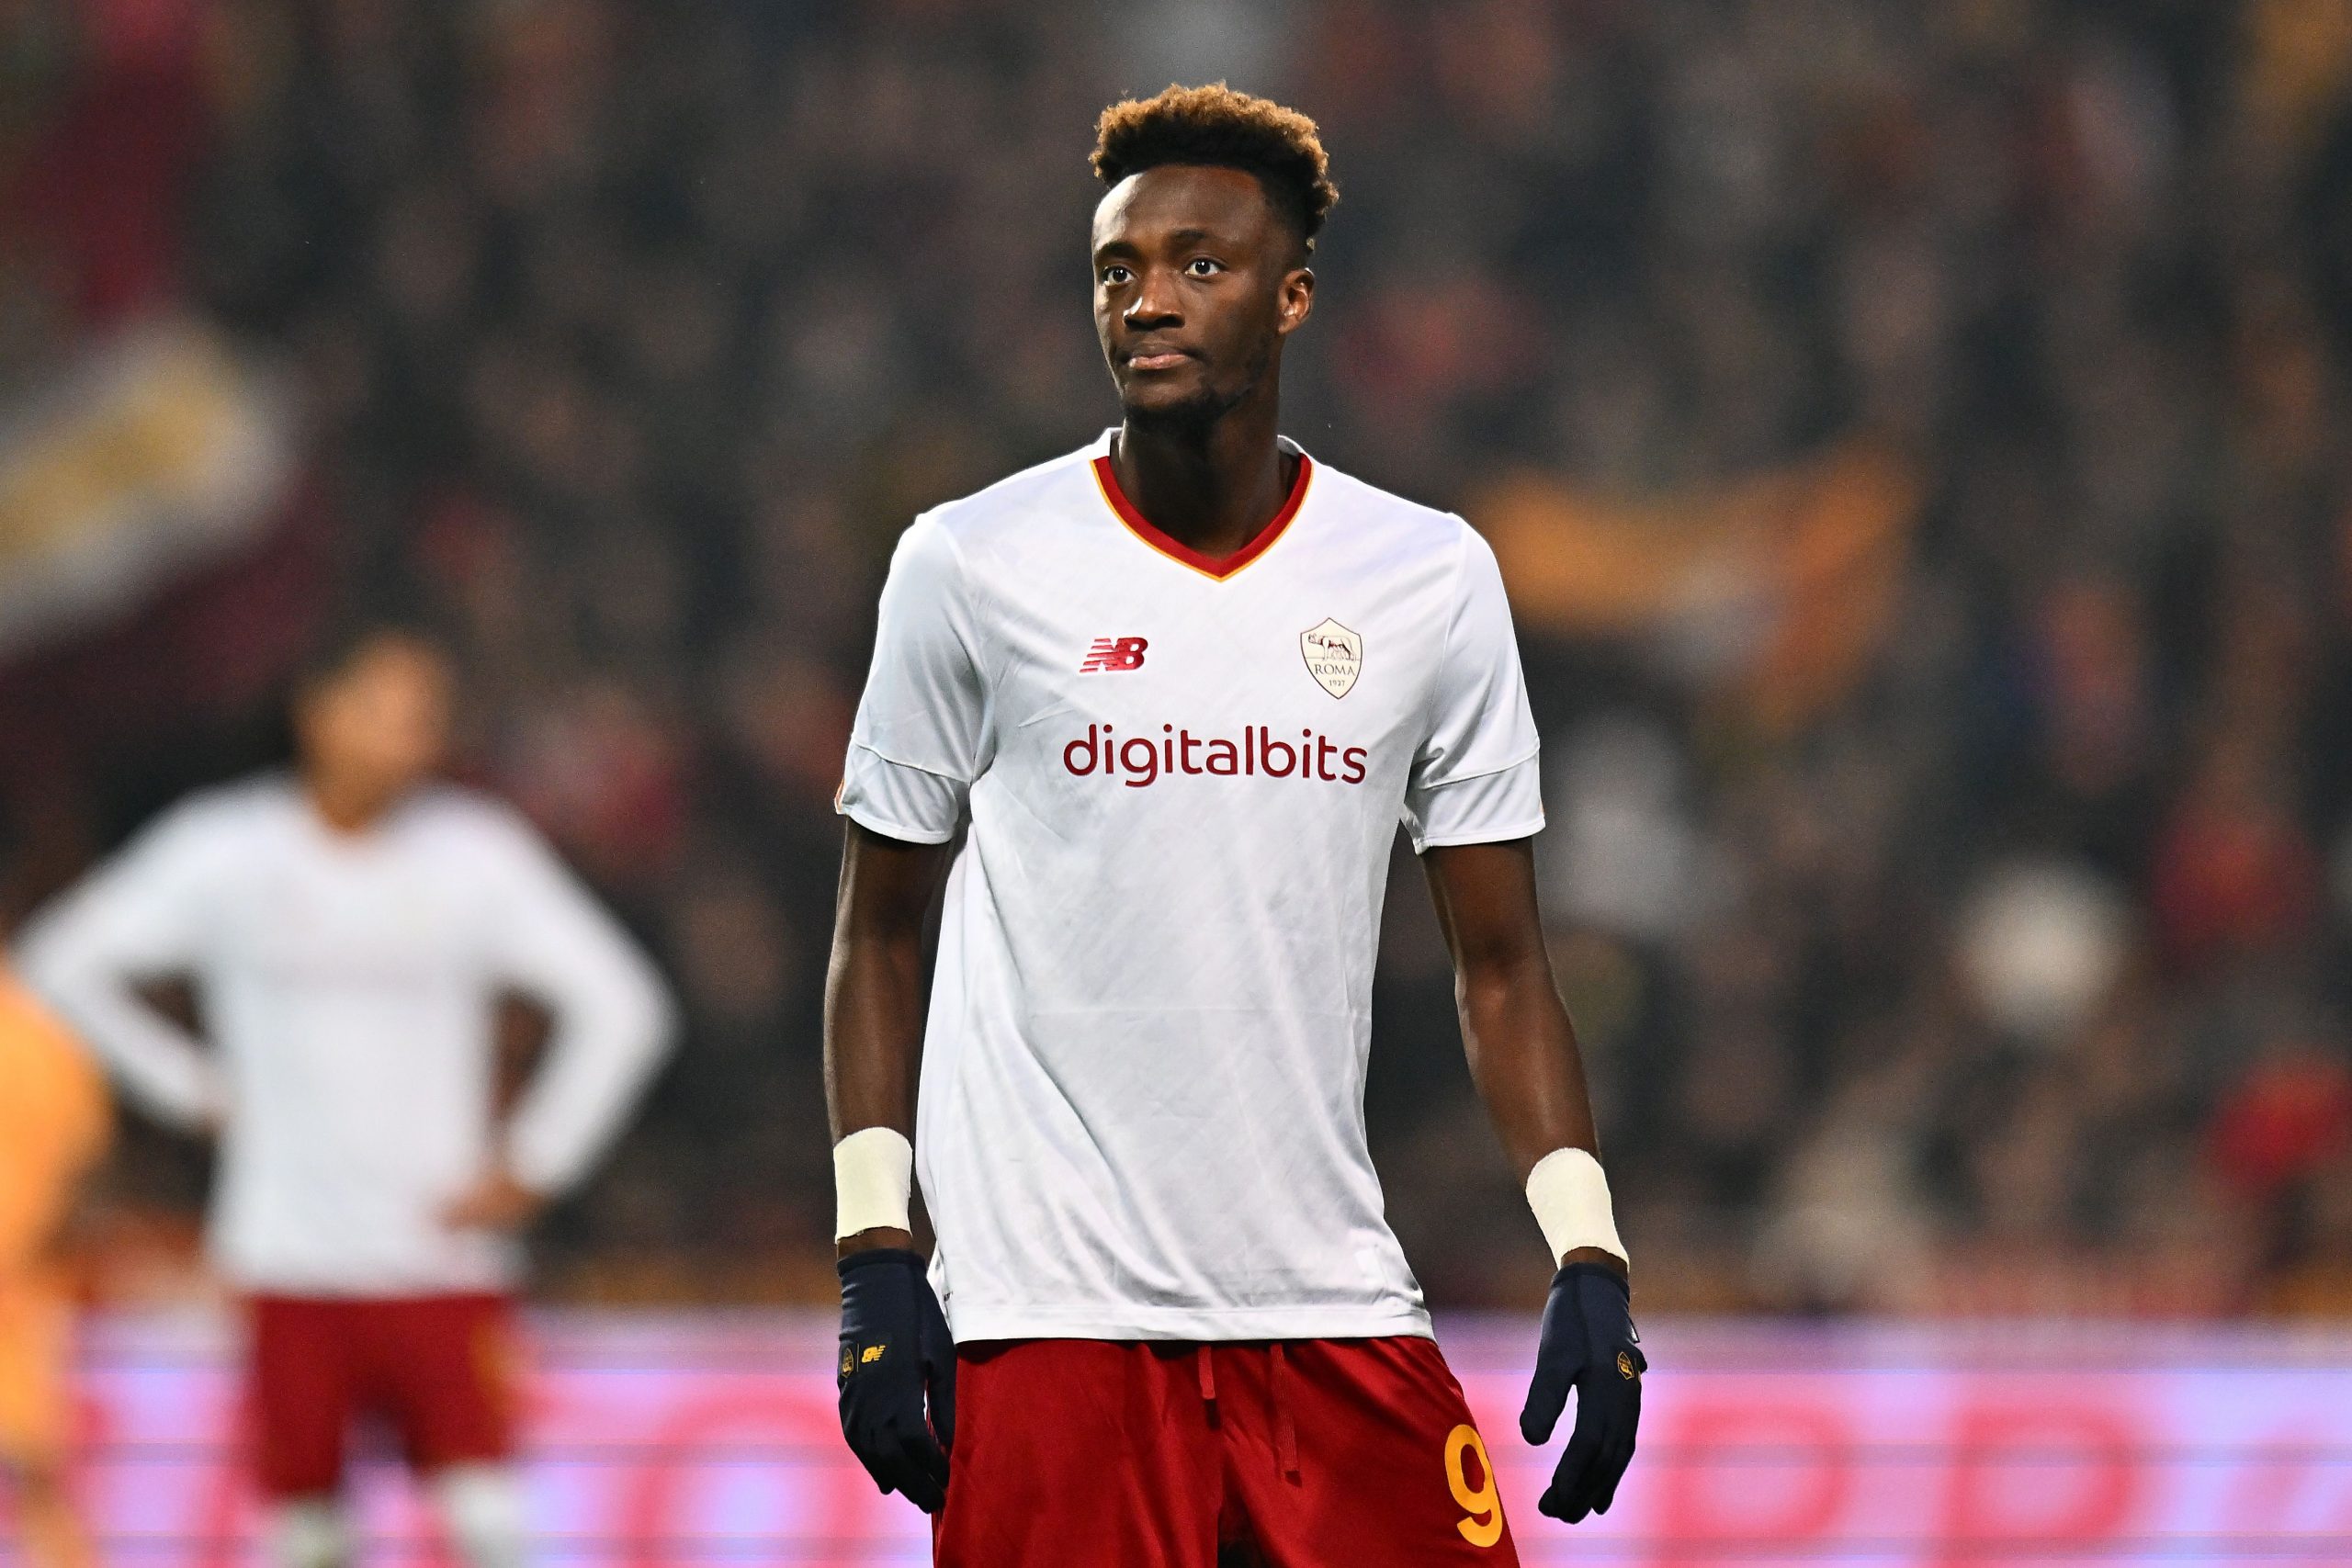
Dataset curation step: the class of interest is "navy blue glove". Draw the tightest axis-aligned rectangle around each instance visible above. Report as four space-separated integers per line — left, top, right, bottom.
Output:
836 1248 956 1513
1520 1261 1644 1522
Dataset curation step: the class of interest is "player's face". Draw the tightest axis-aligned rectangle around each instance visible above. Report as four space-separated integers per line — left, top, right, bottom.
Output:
298 637 454 806
1091 164 1314 427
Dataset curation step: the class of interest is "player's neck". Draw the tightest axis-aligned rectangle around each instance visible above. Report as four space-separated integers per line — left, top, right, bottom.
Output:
303 772 403 836
1111 400 1294 561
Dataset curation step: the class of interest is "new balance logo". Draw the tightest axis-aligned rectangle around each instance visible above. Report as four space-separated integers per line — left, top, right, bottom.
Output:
1080 637 1148 672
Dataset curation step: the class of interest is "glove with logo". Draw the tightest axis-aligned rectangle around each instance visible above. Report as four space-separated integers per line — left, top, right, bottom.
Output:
836 1248 956 1513
1520 1261 1645 1523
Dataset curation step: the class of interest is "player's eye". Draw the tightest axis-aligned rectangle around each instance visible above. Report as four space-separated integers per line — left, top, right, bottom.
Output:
1185 257 1223 277
1100 265 1132 286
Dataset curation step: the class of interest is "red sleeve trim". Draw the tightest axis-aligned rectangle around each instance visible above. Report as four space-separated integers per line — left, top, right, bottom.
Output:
1091 452 1313 581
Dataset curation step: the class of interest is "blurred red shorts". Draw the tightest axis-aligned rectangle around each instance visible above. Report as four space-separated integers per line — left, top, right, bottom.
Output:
247 1292 518 1498
933 1335 1521 1567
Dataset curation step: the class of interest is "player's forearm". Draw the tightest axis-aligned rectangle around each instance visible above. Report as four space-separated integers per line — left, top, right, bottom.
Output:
1425 840 1627 1273
1456 953 1626 1279
825 934 926 1256
1455 954 1600 1183
824 827 947 1256
824 929 927 1143
503 963 676 1196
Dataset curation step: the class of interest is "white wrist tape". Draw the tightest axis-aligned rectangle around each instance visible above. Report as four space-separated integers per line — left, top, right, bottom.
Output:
1525 1146 1627 1266
833 1126 914 1240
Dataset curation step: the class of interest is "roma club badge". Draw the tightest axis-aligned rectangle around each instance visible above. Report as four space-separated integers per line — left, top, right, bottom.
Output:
1301 618 1363 698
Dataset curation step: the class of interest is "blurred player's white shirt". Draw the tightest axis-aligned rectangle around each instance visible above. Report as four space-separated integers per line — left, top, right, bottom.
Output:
839 431 1544 1341
18 777 674 1296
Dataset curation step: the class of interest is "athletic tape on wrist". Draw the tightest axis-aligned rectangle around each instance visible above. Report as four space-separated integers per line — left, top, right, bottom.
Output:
1525 1146 1627 1266
833 1126 914 1240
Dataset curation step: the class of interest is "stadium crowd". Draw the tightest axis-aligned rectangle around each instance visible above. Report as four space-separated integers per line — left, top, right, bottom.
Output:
5 0 2352 1316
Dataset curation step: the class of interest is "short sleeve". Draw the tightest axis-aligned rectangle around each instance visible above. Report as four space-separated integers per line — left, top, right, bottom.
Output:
1403 526 1545 852
838 516 989 844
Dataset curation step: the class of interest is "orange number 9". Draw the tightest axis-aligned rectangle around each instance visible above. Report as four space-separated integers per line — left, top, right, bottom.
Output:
1443 1423 1503 1548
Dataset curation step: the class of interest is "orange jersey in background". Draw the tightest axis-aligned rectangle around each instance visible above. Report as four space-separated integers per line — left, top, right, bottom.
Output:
0 968 109 1463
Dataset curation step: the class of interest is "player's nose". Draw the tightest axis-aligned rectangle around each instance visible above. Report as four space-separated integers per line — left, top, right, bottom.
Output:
1124 266 1184 329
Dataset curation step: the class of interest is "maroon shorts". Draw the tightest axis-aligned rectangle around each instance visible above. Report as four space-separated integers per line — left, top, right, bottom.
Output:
246 1293 519 1498
933 1336 1521 1567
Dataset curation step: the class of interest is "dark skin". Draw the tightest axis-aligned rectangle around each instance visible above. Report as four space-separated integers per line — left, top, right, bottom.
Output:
827 826 942 1257
829 161 1623 1281
1093 164 1312 560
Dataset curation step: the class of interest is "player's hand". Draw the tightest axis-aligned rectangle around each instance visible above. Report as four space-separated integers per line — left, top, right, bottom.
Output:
439 1167 546 1233
1520 1260 1644 1523
836 1247 956 1513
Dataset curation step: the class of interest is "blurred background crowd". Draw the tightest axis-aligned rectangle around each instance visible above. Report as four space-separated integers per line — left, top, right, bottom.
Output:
3 0 2351 1318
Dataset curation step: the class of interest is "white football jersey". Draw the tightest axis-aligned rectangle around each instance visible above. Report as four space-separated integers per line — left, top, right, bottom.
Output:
17 777 675 1296
839 431 1544 1341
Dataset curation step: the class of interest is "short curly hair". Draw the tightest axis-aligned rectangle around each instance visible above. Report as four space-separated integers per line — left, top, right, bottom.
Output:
1092 84 1339 254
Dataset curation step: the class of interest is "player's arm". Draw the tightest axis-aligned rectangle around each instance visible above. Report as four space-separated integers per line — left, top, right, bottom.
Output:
822 824 957 1514
1411 525 1641 1526
15 807 224 1134
1423 839 1621 1274
823 514 985 1516
1425 836 1645 1526
452 816 677 1230
825 821 949 1254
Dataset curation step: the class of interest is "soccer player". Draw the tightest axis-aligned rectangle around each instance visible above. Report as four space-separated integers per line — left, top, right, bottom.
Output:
827 85 1643 1564
19 624 675 1568
0 966 108 1568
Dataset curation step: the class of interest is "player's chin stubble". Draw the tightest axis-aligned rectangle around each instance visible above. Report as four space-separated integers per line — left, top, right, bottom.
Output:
1116 340 1272 437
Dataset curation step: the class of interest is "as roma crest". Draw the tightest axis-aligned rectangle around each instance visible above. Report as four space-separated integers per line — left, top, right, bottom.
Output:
1300 618 1363 698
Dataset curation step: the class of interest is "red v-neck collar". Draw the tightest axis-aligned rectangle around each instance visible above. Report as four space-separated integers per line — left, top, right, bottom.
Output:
1091 449 1313 581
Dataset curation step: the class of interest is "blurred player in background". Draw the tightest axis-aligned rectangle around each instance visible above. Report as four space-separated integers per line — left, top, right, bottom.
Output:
0 968 107 1568
828 86 1641 1564
18 624 676 1568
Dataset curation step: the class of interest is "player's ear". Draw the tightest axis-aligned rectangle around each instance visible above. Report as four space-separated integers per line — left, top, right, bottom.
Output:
1276 265 1315 337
